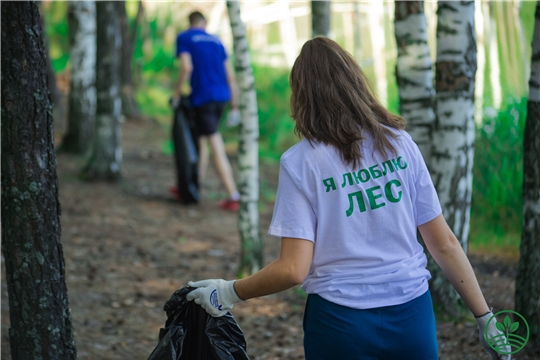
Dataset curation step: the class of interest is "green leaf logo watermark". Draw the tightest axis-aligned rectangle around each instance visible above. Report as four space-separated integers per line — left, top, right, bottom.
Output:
485 310 530 355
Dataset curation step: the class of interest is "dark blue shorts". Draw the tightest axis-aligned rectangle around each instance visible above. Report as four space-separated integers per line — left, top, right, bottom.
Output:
193 101 227 136
303 290 438 360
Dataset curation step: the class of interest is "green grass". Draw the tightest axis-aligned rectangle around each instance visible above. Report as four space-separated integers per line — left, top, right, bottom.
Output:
469 98 527 256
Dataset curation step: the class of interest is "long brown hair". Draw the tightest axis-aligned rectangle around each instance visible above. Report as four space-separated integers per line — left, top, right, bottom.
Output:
289 36 406 169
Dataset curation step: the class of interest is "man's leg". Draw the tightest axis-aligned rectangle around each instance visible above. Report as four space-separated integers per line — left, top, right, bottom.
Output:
208 132 238 198
198 136 209 183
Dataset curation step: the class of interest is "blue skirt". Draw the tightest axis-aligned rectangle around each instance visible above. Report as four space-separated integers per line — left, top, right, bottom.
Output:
303 290 438 360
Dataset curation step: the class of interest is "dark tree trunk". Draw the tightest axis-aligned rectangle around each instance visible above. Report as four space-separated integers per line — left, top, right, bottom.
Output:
119 0 143 119
515 0 540 346
1 2 77 359
311 0 331 37
61 0 97 154
82 1 122 180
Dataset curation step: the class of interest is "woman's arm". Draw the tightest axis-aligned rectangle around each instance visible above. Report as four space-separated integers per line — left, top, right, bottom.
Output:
418 214 490 317
234 237 314 300
186 237 313 317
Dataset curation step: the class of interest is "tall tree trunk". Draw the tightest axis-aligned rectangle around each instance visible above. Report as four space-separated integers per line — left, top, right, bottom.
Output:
37 3 59 113
119 0 143 119
394 1 435 164
226 1 263 276
431 0 476 318
311 0 331 37
474 0 486 126
515 0 540 345
82 1 122 180
61 0 97 154
1 2 77 359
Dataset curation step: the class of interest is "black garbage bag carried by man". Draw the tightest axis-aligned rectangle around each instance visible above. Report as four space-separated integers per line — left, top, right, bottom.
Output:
147 286 250 360
171 97 200 204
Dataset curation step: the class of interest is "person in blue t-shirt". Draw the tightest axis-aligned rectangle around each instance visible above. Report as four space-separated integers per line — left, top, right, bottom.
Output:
172 11 240 211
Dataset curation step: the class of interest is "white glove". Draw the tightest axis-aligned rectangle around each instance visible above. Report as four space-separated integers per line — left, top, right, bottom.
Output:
475 311 512 360
186 279 243 317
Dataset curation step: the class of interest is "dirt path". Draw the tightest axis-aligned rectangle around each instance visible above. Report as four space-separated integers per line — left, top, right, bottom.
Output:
1 118 536 359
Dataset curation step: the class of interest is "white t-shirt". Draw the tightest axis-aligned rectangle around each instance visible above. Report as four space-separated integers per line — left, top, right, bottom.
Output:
268 128 442 309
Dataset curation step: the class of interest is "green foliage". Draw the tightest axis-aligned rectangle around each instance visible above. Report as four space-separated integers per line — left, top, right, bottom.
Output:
251 65 297 161
470 98 526 251
42 2 531 253
42 1 69 72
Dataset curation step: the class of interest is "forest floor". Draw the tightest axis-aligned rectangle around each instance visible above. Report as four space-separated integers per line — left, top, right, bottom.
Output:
1 116 538 360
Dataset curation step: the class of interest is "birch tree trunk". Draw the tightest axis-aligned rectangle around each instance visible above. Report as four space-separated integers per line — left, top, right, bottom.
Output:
474 0 486 126
119 0 143 119
226 1 263 276
431 0 476 318
311 0 331 37
515 0 540 343
1 2 77 358
82 1 122 181
61 0 96 154
394 1 435 164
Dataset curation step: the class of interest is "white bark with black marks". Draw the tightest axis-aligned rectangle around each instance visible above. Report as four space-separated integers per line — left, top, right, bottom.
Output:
431 0 476 318
394 1 435 164
82 1 122 181
62 0 96 154
226 1 263 276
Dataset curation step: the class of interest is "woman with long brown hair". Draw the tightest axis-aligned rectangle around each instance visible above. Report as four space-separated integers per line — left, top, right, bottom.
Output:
186 37 509 360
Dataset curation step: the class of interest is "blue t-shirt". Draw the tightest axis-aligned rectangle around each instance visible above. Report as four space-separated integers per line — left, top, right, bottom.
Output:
176 28 230 107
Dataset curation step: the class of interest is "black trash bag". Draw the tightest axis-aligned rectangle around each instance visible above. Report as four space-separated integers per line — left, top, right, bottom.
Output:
148 286 250 360
172 97 199 204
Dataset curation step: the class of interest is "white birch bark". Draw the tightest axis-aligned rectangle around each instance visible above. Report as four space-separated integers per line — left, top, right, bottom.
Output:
474 0 485 126
431 1 476 317
515 2 540 341
62 1 96 154
226 0 263 276
394 1 435 165
82 1 122 180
